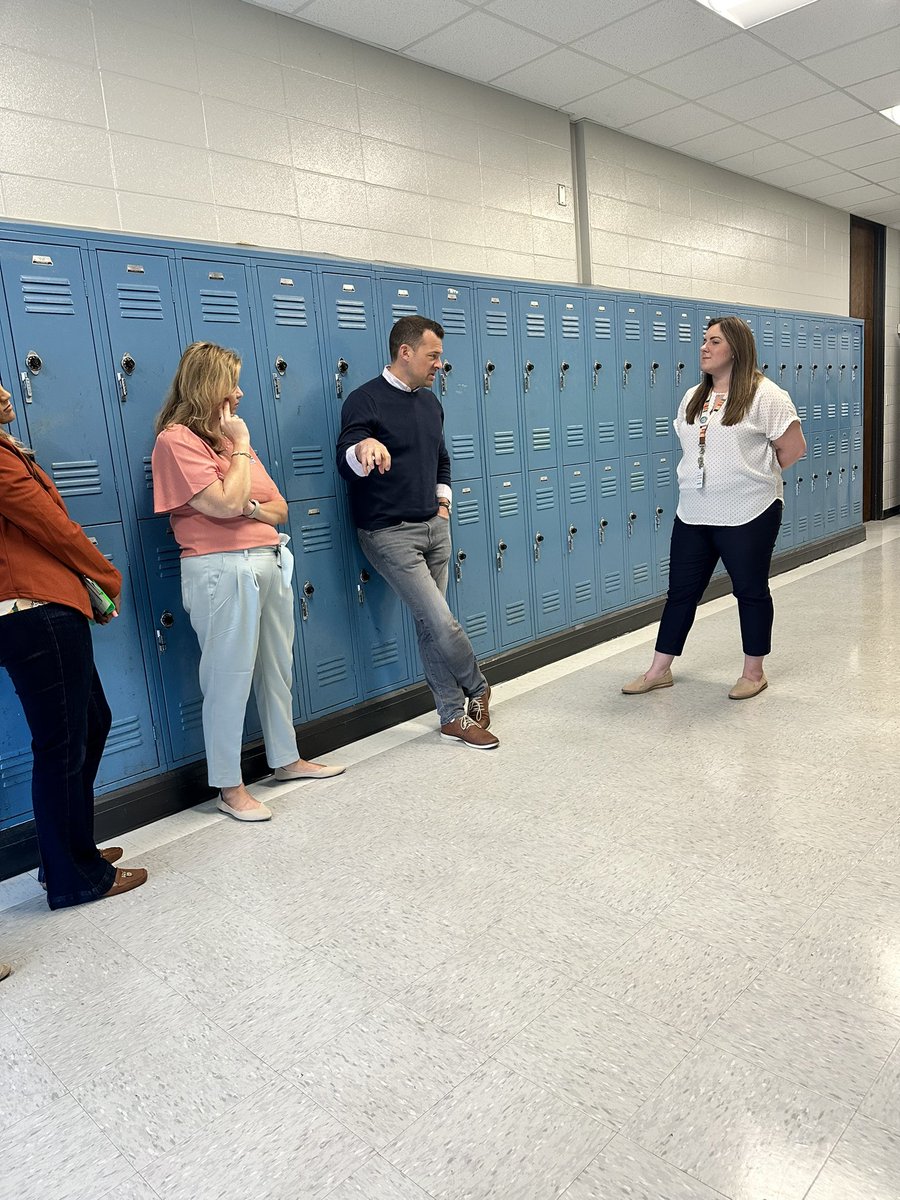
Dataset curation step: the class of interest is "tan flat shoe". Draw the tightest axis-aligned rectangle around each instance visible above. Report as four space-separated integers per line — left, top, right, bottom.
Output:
622 668 674 695
272 762 346 781
0 963 11 982
217 794 272 821
728 674 768 700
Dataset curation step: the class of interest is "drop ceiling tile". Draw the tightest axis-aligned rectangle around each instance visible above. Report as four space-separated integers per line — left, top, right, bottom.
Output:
673 123 773 159
703 65 831 123
752 0 900 58
753 158 845 188
791 171 872 199
748 92 872 140
643 34 791 98
792 113 900 155
483 0 644 43
717 141 810 175
846 70 900 112
573 78 682 128
622 103 732 146
571 0 730 74
403 9 556 81
803 27 900 88
492 48 625 107
825 136 900 170
855 162 900 186
298 0 469 52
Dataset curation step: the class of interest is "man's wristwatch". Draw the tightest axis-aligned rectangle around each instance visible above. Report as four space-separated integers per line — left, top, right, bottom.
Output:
244 499 261 519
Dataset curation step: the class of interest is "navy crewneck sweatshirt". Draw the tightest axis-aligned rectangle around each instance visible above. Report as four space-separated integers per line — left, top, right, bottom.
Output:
336 374 451 531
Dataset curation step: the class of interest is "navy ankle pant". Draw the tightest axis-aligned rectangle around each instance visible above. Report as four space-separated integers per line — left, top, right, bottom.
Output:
656 500 783 658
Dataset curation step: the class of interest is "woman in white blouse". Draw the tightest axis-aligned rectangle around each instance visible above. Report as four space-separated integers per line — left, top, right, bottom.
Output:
623 316 806 700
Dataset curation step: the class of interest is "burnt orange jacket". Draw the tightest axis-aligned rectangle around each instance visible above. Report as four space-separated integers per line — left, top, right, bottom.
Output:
0 437 122 620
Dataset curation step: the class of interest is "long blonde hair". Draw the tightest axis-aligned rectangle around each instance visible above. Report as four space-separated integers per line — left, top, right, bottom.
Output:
685 316 763 427
155 342 241 449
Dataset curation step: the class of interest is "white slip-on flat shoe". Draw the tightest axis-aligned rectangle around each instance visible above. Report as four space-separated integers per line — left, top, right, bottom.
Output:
217 794 272 822
273 762 346 781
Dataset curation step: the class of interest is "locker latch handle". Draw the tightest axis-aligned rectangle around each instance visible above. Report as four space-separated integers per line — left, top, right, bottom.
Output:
335 357 349 399
559 361 569 390
676 360 685 385
627 511 637 536
655 505 664 530
300 582 313 622
650 361 659 386
523 360 534 392
533 532 543 562
19 372 32 404
622 361 632 387
484 360 495 394
796 476 803 494
567 525 576 552
116 372 128 403
779 363 787 381
357 568 370 604
598 518 608 545
811 472 818 491
826 363 833 377
592 361 602 388
810 363 818 377
440 361 453 396
825 469 832 488
795 363 803 381
455 548 466 582
839 467 846 484
496 539 507 571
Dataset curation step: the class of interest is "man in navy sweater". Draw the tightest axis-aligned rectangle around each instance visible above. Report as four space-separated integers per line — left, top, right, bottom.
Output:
336 316 498 749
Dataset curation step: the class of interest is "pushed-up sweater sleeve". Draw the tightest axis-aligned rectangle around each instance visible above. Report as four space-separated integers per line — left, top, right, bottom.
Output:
335 390 378 482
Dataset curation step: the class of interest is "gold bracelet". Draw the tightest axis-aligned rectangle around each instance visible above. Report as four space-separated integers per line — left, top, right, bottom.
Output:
231 450 252 459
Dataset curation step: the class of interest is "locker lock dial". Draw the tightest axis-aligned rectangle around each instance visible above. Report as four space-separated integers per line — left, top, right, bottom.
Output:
120 353 136 375
567 525 577 552
523 360 535 392
275 356 287 376
483 360 495 394
533 531 543 561
622 360 632 386
439 361 453 395
300 580 314 620
25 351 42 374
559 361 570 389
592 361 602 388
598 518 608 544
357 569 370 605
676 360 685 384
335 357 349 399
455 548 466 581
302 581 314 596
496 539 507 571
156 609 175 654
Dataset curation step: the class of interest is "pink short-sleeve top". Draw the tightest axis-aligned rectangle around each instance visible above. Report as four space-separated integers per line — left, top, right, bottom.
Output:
151 424 281 557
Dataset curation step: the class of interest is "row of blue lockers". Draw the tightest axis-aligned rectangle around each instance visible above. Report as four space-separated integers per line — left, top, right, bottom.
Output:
0 220 864 829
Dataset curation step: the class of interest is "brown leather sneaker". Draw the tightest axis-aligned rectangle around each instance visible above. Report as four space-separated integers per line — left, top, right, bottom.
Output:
467 684 492 730
440 716 499 750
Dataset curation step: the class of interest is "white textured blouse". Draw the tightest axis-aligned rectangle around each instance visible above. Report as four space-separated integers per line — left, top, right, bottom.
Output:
674 376 800 527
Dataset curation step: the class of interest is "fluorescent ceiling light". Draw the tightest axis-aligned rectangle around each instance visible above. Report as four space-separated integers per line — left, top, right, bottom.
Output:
695 0 821 29
881 106 900 127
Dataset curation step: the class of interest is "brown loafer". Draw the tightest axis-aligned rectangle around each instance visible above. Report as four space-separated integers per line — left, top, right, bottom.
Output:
622 668 674 695
101 867 148 899
728 674 768 700
100 847 124 865
0 963 10 982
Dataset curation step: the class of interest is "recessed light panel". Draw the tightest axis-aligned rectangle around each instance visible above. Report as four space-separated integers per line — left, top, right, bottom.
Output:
695 0 821 29
881 105 900 128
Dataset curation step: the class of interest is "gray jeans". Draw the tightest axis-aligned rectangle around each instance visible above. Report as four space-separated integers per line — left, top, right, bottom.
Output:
358 515 486 725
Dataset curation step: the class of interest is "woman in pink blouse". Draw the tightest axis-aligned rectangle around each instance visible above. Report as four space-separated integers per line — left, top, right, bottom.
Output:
152 342 343 821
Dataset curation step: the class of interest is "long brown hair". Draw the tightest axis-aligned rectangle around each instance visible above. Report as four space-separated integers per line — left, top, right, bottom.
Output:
154 342 241 449
685 316 763 427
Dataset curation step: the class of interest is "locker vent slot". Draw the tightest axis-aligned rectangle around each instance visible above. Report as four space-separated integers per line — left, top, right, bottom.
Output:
336 299 367 329
603 572 622 593
20 275 75 316
627 419 644 441
660 556 670 581
541 590 562 614
199 289 241 324
811 327 823 350
156 546 182 580
441 308 467 335
0 746 33 789
839 501 849 521
485 311 508 335
851 499 862 519
654 417 669 438
301 523 333 552
525 313 546 338
505 600 527 625
596 421 616 445
534 485 555 511
652 320 666 342
840 435 850 453
826 508 837 529
853 432 862 453
497 493 519 517
179 698 203 732
317 656 348 686
629 469 646 491
656 465 673 487
677 320 692 343
464 612 489 639
761 327 775 347
813 512 824 532
798 515 809 535
624 318 641 340
574 581 592 605
566 425 586 448
371 639 399 668
633 563 650 585
561 315 580 338
796 402 808 420
841 401 850 419
796 325 808 348
273 295 308 326
392 303 418 321
826 331 838 351
117 284 164 320
532 428 552 452
456 500 480 526
569 480 588 504
812 442 823 460
143 456 153 489
493 431 515 456
106 715 144 755
779 327 792 350
291 447 325 476
450 434 475 461
594 316 612 340
51 460 102 497
600 478 618 498
827 403 837 420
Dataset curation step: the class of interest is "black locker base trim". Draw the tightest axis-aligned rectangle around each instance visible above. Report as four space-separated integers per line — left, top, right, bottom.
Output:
881 505 900 520
0 524 866 884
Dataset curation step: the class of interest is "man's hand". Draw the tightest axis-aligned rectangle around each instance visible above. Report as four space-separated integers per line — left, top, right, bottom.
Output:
437 507 450 520
355 438 391 475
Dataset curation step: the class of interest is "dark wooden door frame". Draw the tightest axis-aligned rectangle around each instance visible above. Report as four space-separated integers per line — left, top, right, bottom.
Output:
849 215 886 521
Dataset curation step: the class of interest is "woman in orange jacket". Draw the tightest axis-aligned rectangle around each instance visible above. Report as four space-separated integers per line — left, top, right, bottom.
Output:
0 380 146 909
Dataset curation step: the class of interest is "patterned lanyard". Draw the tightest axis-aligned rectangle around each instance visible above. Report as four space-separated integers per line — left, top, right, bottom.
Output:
697 392 727 467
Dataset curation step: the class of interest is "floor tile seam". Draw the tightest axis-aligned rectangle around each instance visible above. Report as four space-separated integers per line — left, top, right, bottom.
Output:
52 1088 141 1185
797 1103 857 1200
0 1024 73 1140
704 857 863 911
752 969 900 1043
560 1134 735 1200
317 1154 437 1200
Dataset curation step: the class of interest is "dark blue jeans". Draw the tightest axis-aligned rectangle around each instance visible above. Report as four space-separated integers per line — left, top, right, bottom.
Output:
0 604 116 908
656 500 783 658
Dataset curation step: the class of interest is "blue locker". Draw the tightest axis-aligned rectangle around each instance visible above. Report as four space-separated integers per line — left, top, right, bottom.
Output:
527 467 566 635
378 275 425 333
824 431 839 533
589 296 620 458
351 544 414 697
775 317 794 397
759 314 778 381
777 464 796 551
837 430 852 529
734 307 758 349
618 300 649 455
255 265 333 502
808 318 825 438
95 250 184 521
850 438 863 526
837 323 853 426
320 271 383 405
823 321 840 429
477 287 521 475
0 239 119 527
563 465 598 623
673 303 700 404
850 326 863 430
595 458 627 612
647 303 675 451
792 318 811 431
624 454 654 600
554 294 590 467
651 451 677 596
518 291 556 472
447 478 496 660
179 256 271 461
288 497 359 715
430 280 483 481
488 473 534 647
792 459 811 546
808 433 826 541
